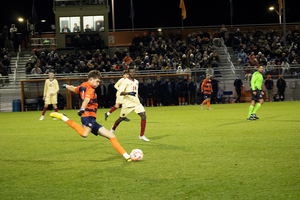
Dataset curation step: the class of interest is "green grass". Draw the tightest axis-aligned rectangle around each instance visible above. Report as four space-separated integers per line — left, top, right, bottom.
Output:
1 101 300 199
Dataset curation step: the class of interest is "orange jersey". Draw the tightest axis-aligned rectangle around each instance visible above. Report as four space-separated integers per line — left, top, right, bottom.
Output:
75 81 98 118
201 79 213 94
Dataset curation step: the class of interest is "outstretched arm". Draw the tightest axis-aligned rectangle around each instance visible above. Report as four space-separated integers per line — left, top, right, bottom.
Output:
63 84 75 92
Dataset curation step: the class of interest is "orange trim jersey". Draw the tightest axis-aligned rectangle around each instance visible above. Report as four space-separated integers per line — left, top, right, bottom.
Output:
201 79 213 94
75 81 98 118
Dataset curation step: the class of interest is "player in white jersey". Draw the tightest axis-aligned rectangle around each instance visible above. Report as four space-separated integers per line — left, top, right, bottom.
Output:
39 72 59 120
110 68 149 141
105 70 130 122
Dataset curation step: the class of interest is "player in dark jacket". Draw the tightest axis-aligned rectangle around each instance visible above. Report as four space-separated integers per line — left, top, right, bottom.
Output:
276 74 286 101
177 78 187 105
264 75 274 102
138 78 147 106
107 79 117 107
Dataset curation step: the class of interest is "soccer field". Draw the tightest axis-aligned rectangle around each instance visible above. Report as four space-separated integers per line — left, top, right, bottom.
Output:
1 101 300 199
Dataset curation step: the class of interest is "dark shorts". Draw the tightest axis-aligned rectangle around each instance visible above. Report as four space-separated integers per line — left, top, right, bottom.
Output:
81 116 102 136
204 93 211 99
251 89 263 101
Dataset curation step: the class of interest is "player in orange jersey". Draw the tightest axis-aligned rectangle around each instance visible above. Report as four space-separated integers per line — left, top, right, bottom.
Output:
50 70 131 162
201 74 213 110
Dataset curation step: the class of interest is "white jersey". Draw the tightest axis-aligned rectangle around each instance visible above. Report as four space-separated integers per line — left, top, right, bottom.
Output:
44 79 59 97
119 78 140 107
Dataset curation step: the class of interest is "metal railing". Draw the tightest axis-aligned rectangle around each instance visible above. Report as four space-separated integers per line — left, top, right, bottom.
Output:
13 45 21 85
53 0 107 8
221 37 235 78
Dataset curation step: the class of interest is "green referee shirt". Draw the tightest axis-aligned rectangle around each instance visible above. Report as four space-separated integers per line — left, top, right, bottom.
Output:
251 71 263 90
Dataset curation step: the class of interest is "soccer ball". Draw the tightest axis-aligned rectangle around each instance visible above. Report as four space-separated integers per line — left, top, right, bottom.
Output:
130 149 143 161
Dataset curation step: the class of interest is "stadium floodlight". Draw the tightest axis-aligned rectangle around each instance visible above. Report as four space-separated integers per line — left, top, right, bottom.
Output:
18 18 24 22
41 20 46 23
158 28 162 32
268 6 281 24
269 7 274 10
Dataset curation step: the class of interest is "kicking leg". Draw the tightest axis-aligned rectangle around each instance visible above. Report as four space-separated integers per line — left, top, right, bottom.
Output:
98 127 131 161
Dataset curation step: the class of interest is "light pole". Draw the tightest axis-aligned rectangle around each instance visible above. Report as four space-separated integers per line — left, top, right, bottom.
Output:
269 6 282 24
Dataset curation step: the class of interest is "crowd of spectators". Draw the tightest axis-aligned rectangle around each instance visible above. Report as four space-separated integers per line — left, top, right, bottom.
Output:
25 30 222 77
226 26 300 78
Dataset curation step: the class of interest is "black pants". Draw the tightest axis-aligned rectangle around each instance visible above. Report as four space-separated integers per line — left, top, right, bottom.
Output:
278 89 285 101
235 89 241 103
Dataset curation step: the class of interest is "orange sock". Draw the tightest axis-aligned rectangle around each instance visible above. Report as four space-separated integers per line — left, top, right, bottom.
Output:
66 119 85 136
202 100 207 105
182 97 185 104
110 136 126 155
178 97 182 104
207 100 210 108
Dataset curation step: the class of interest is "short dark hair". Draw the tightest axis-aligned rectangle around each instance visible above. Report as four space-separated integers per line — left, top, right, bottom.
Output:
88 70 102 80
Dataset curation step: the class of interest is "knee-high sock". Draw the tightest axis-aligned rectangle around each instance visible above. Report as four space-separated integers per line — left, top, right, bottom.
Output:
252 103 262 114
110 137 126 155
207 100 210 108
108 106 117 114
140 119 146 136
66 119 85 136
182 97 185 104
112 121 120 131
151 99 153 106
178 97 182 104
248 105 254 118
147 99 149 106
202 100 207 105
42 107 47 116
54 108 58 112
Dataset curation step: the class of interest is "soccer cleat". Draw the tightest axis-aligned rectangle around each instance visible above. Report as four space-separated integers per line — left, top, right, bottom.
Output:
105 112 109 121
39 116 44 120
126 156 132 162
247 117 256 121
207 108 213 110
139 135 150 142
123 117 130 122
49 112 65 120
200 104 203 110
250 114 259 119
110 126 115 134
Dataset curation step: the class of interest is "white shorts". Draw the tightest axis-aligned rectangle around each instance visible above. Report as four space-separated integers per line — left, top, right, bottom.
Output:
45 95 57 105
120 104 145 117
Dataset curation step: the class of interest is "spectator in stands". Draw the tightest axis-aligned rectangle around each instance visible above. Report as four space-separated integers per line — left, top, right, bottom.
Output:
31 64 42 75
73 34 82 55
237 49 247 66
264 75 274 102
0 61 8 86
63 62 73 73
95 35 105 52
73 23 80 33
114 48 122 60
2 55 10 74
25 63 33 74
54 63 63 74
281 61 290 76
111 54 119 65
113 61 122 71
2 25 10 51
206 65 214 77
30 52 38 63
84 24 92 32
61 25 70 33
277 75 286 101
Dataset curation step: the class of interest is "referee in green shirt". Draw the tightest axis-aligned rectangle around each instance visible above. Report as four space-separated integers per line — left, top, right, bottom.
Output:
247 66 264 121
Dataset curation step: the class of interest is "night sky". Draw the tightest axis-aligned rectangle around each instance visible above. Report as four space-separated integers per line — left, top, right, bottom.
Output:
1 0 300 32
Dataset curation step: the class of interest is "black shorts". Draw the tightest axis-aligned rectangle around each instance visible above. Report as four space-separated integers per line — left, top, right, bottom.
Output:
204 93 211 99
251 89 263 101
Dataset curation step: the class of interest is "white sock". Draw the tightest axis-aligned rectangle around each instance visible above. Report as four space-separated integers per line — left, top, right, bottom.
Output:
61 116 69 122
107 112 110 116
123 153 130 159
